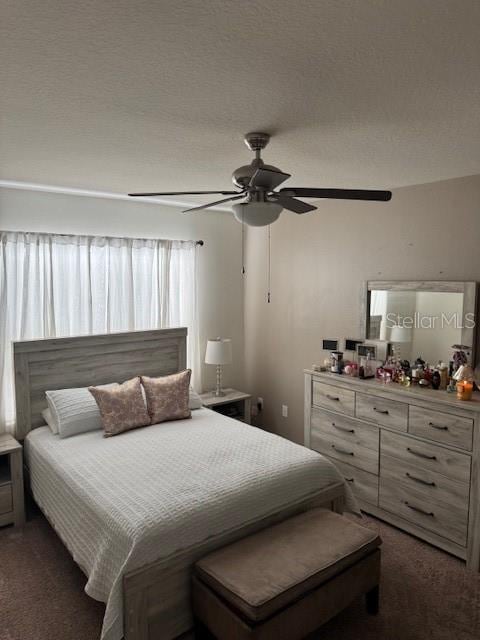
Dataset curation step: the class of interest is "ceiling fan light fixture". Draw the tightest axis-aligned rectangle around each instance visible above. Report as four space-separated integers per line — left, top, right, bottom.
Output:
232 201 283 227
129 131 392 220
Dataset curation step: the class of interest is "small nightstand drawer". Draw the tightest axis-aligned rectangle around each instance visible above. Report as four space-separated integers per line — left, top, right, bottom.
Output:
355 392 408 431
408 405 473 451
200 389 252 425
0 484 13 515
312 382 355 416
0 434 25 527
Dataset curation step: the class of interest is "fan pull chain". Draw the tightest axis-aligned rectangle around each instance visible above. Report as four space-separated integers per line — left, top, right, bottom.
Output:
267 225 271 303
241 210 246 275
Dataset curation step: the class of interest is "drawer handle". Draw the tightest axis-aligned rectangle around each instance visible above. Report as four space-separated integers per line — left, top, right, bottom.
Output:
332 422 355 433
326 394 340 401
331 444 354 456
407 447 437 461
345 477 355 483
429 422 449 431
404 501 434 517
373 407 389 415
405 472 436 487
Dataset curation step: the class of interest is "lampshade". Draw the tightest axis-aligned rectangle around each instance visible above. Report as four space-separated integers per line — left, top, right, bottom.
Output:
205 338 232 365
453 364 475 382
232 201 283 227
389 325 412 343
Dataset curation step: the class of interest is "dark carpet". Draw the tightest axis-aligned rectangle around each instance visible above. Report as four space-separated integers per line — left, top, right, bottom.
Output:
0 507 479 640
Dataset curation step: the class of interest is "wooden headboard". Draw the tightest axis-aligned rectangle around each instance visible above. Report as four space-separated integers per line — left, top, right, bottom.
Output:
13 328 187 440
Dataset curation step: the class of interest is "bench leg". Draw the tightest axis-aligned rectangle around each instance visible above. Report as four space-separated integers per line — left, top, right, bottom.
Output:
194 619 214 639
366 585 379 615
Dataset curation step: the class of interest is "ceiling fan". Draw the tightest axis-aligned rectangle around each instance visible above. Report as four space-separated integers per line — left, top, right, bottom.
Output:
128 132 392 227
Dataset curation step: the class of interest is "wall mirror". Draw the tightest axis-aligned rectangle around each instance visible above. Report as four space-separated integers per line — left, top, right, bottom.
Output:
361 281 478 365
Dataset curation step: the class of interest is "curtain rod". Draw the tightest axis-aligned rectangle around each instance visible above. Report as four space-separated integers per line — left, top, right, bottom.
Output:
0 229 204 246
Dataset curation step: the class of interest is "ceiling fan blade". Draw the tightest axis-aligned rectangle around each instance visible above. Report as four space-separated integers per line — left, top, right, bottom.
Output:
271 194 317 214
279 188 392 202
182 194 245 214
249 168 291 190
128 190 240 197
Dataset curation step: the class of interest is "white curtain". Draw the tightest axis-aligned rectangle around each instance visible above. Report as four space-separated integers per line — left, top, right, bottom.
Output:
370 290 387 318
0 231 200 433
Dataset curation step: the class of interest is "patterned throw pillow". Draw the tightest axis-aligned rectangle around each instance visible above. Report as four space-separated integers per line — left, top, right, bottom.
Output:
141 370 192 424
88 377 151 437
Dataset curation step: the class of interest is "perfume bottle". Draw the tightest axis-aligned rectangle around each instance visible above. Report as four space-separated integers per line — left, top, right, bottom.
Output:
438 361 448 390
431 370 441 390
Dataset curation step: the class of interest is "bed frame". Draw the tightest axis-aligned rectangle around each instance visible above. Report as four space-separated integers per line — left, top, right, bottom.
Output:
14 328 345 640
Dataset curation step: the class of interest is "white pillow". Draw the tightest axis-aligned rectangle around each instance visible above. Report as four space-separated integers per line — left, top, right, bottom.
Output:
46 385 116 439
189 388 203 410
41 407 59 435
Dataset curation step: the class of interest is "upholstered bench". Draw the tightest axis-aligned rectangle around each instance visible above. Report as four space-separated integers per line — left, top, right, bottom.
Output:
193 508 381 640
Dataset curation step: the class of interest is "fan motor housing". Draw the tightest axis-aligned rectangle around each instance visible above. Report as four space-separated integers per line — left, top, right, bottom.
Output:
232 160 284 189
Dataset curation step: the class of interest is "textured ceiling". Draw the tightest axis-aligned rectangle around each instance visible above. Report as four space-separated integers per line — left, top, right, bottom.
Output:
1 0 480 206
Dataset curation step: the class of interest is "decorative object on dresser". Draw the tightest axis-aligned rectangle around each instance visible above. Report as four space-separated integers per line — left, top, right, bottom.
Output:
0 434 25 528
453 364 475 401
304 370 480 570
322 339 339 351
200 389 252 424
205 338 232 397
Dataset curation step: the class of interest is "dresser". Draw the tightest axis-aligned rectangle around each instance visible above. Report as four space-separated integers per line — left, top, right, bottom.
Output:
304 370 480 570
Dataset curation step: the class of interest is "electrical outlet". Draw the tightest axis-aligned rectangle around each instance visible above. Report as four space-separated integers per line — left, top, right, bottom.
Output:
282 404 288 418
257 397 264 411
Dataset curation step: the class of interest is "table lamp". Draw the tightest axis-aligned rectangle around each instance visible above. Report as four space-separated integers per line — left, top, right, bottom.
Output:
205 338 232 397
389 325 412 364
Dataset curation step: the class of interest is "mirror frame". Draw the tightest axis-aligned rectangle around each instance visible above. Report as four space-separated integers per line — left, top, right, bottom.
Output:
359 280 478 365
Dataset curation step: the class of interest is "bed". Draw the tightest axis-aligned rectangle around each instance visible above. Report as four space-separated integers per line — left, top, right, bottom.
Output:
14 328 355 640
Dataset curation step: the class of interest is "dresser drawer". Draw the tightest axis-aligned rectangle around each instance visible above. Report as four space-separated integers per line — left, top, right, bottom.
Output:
380 453 470 510
311 429 379 475
312 381 355 416
381 430 471 485
408 405 473 451
0 484 12 515
379 478 468 546
311 408 379 451
329 458 379 506
355 392 408 431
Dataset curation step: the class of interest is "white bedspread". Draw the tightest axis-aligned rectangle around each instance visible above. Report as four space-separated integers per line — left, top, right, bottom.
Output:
25 409 356 640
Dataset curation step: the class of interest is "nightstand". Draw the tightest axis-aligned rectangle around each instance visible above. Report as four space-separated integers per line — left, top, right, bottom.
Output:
0 434 25 528
200 389 252 424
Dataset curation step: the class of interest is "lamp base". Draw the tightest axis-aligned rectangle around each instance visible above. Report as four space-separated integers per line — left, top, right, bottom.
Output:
211 364 225 397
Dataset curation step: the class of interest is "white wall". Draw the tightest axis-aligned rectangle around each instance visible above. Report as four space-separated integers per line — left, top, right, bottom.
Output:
0 187 245 391
244 174 480 444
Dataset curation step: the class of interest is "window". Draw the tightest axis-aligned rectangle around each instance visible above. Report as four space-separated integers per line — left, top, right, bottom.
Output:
0 231 200 432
